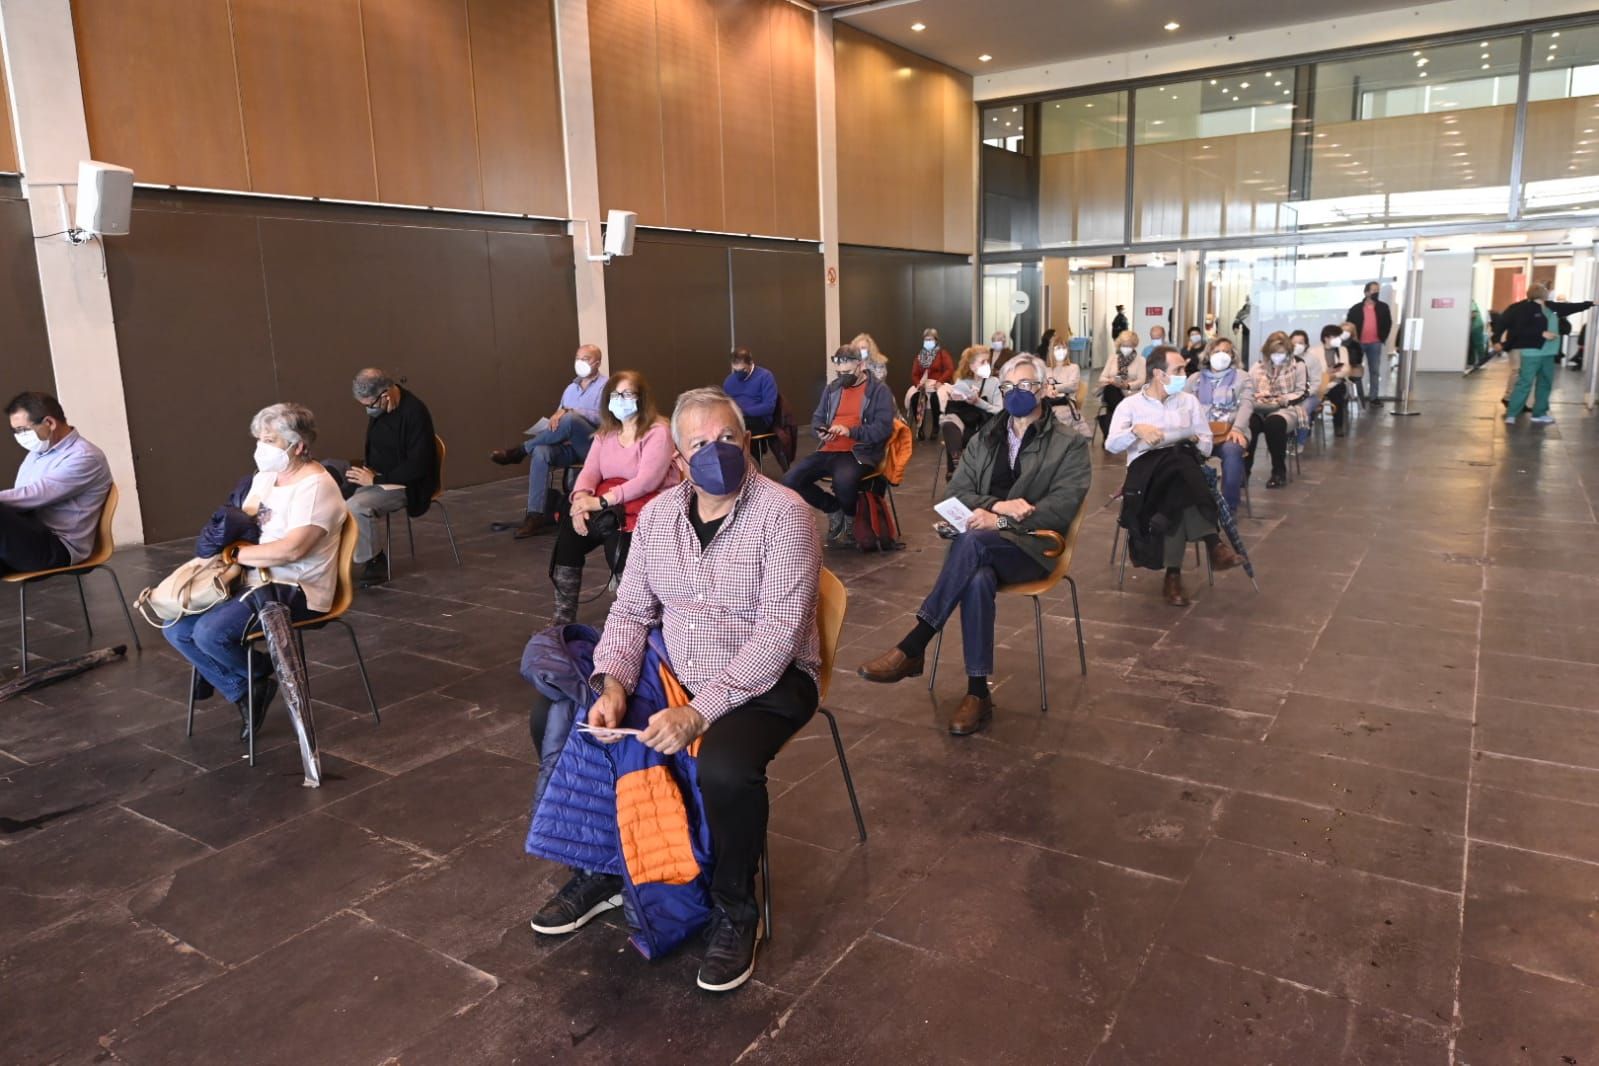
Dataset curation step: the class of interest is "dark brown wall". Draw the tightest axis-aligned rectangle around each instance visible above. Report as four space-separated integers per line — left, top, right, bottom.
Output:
0 180 56 488
838 245 973 395
603 231 827 418
105 191 578 542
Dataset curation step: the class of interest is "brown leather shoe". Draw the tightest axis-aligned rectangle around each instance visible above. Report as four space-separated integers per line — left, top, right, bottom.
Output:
491 445 528 466
1163 570 1190 607
513 512 550 539
857 647 924 684
1209 540 1242 572
948 695 993 736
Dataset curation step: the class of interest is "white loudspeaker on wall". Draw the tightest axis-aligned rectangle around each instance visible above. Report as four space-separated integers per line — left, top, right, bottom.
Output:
74 161 135 237
603 209 636 259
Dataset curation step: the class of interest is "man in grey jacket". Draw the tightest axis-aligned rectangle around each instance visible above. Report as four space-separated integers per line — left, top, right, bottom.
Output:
855 356 1090 736
783 346 896 545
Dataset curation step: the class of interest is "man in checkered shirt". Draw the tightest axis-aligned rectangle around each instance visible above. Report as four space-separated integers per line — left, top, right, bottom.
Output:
539 387 821 993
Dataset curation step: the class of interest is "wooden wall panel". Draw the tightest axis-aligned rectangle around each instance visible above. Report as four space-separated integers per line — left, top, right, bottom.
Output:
468 0 567 217
230 0 377 200
769 0 818 240
657 0 725 230
839 246 972 394
361 0 482 210
72 0 248 189
730 246 826 402
0 65 15 173
603 235 733 404
835 25 973 255
591 0 667 225
716 1 776 235
0 189 56 487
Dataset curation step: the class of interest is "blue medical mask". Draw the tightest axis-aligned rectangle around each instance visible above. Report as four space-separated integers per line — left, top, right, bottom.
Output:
608 395 638 421
687 440 747 496
922 339 936 351
1003 388 1039 417
1164 374 1188 397
732 364 752 379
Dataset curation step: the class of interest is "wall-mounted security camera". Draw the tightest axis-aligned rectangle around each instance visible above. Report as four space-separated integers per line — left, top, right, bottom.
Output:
70 160 134 243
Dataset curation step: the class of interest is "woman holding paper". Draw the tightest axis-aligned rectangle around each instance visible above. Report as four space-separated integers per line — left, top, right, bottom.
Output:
856 355 1092 738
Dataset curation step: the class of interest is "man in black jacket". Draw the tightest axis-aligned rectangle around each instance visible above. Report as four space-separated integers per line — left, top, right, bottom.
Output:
1499 285 1594 425
1346 282 1392 406
345 368 438 585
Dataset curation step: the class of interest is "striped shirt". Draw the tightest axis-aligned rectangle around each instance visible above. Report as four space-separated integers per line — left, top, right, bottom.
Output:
591 463 822 725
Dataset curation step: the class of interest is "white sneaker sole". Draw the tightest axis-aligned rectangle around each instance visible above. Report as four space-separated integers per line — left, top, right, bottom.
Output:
696 922 762 993
529 893 622 936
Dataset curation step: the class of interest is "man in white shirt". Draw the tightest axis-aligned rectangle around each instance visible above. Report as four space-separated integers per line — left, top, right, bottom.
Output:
1106 347 1240 605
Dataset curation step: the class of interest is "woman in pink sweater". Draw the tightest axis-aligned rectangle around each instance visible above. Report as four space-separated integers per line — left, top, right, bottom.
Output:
550 370 679 623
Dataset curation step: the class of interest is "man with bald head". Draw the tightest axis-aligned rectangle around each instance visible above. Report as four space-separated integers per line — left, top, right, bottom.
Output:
347 367 438 585
493 344 609 539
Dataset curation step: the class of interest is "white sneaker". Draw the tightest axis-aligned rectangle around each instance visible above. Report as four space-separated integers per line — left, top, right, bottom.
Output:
1531 415 1557 424
1503 416 1517 424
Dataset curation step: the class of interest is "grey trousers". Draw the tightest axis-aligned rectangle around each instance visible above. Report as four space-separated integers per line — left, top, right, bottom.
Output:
347 485 408 563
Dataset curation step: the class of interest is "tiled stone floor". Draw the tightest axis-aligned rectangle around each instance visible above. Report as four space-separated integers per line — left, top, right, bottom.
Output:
2 361 1597 1064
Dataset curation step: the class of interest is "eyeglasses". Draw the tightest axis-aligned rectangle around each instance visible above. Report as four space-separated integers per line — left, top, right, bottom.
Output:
998 380 1044 395
830 356 862 367
614 391 640 402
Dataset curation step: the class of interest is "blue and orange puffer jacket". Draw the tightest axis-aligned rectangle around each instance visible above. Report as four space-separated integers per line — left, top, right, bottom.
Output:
521 624 714 959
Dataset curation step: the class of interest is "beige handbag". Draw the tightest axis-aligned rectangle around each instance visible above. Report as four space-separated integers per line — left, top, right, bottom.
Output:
134 555 243 628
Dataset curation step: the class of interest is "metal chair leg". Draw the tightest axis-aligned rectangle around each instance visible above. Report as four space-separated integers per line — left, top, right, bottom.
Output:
436 500 462 565
75 575 92 636
245 647 256 767
406 514 417 559
337 618 380 722
104 568 142 652
186 665 197 736
1066 575 1087 676
927 627 942 691
383 513 394 583
1116 531 1130 590
18 584 28 675
1033 597 1047 713
819 707 867 842
760 836 773 942
931 442 946 502
1109 523 1121 566
885 484 900 532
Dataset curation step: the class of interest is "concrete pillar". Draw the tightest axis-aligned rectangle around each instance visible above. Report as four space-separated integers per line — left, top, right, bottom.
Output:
552 0 610 369
814 13 840 367
0 0 144 544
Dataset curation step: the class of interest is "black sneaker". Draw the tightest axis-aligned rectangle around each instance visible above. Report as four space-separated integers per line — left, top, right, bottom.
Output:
529 871 623 935
696 908 761 992
358 552 389 588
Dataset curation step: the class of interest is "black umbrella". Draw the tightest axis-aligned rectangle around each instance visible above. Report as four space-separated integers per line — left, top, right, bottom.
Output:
0 645 126 702
1202 465 1260 592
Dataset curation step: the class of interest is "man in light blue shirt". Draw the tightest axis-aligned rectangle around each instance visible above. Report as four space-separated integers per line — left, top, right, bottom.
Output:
1 392 112 574
1141 325 1168 359
489 344 608 538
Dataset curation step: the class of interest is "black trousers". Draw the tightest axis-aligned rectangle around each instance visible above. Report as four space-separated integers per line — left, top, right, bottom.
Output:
549 511 631 576
1247 411 1290 477
530 663 818 924
1097 384 1127 437
0 504 70 575
785 451 872 517
1325 382 1349 430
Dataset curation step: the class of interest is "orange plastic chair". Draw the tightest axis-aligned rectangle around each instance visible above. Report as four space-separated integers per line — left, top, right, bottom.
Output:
4 484 140 672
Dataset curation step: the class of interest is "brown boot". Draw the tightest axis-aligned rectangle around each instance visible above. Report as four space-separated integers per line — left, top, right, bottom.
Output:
857 647 924 684
948 695 993 736
1209 540 1242 572
491 445 528 465
513 512 550 539
1163 570 1190 607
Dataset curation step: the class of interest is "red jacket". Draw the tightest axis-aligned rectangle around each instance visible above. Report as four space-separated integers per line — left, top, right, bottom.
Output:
910 349 954 387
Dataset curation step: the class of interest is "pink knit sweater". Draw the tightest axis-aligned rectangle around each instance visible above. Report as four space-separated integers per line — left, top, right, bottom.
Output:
573 421 680 503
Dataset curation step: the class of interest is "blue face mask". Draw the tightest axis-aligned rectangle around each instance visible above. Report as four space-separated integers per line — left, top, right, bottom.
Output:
1164 374 1188 396
1003 388 1039 417
688 440 746 496
608 395 638 421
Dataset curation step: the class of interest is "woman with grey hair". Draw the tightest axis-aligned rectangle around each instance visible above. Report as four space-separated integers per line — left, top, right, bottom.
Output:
164 403 347 740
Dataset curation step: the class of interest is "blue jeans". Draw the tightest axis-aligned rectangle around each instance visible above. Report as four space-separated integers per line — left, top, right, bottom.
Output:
1215 439 1248 513
1361 342 1385 397
1506 352 1557 418
1297 395 1320 445
163 585 312 704
523 416 596 513
915 530 1046 678
785 450 871 517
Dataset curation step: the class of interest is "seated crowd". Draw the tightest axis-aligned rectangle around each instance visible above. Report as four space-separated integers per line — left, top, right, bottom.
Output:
3 308 1393 1000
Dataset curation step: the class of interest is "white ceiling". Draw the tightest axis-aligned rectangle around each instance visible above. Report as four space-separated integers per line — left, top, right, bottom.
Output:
826 0 1457 76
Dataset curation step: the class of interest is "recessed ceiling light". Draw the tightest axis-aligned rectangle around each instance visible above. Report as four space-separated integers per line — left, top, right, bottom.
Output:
1553 30 1561 37
1012 107 1019 112
1085 102 1094 108
1480 41 1489 46
1164 21 1180 30
1283 89 1290 95
1420 71 1428 77
1482 63 1490 69
911 22 925 31
1209 79 1217 85
1413 50 1422 56
979 54 992 62
1416 58 1428 66
1240 81 1250 88
1265 71 1273 77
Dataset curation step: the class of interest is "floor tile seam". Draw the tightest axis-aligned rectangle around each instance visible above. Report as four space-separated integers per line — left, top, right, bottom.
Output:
1129 764 1463 837
317 802 507 862
1214 835 1463 899
983 831 1186 885
1468 749 1599 793
1461 834 1599 871
1140 732 1475 790
1448 522 1491 1064
730 933 876 1065
1186 946 1454 1033
1253 736 1474 786
113 803 219 855
1283 686 1479 724
1463 952 1599 994
315 733 484 778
